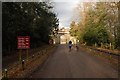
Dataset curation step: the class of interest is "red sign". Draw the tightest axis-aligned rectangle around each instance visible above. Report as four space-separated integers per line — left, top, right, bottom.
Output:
17 36 30 49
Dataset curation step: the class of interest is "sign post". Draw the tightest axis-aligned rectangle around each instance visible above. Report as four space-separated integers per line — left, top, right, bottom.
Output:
19 49 22 62
17 36 30 62
26 49 28 61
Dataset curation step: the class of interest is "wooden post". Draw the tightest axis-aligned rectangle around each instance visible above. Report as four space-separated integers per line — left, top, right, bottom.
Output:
4 69 7 78
95 43 97 47
26 49 28 61
101 43 103 48
110 43 112 50
22 60 25 70
19 49 22 62
109 55 112 63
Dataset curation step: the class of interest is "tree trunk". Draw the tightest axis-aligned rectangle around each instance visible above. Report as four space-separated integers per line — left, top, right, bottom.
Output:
117 2 120 49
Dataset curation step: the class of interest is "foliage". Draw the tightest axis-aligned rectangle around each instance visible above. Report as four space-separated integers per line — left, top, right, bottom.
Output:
117 2 120 48
70 2 119 48
70 21 77 37
2 2 59 55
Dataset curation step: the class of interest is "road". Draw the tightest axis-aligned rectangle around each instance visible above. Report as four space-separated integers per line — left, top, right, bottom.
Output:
29 44 118 78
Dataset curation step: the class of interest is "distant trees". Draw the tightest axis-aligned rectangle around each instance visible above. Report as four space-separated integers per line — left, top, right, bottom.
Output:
117 1 120 48
70 2 120 49
2 2 59 55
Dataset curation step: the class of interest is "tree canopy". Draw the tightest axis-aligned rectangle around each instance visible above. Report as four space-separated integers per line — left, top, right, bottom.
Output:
2 2 59 55
70 2 120 48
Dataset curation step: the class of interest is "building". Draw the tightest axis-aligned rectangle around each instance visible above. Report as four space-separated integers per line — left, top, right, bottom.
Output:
53 27 77 44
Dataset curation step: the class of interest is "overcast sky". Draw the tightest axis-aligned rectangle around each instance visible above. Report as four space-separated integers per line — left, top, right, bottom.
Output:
52 0 80 28
51 0 119 28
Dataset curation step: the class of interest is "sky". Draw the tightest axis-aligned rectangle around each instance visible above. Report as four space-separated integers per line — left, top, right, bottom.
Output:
50 0 119 29
52 0 80 29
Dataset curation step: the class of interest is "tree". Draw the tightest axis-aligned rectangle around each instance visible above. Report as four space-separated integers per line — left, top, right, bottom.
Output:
70 2 115 47
2 2 59 56
117 1 120 49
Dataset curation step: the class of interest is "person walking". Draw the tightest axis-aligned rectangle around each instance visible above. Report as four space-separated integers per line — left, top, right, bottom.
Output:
68 40 72 52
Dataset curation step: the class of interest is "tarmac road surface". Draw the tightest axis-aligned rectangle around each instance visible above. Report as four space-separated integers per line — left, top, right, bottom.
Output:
29 44 118 78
